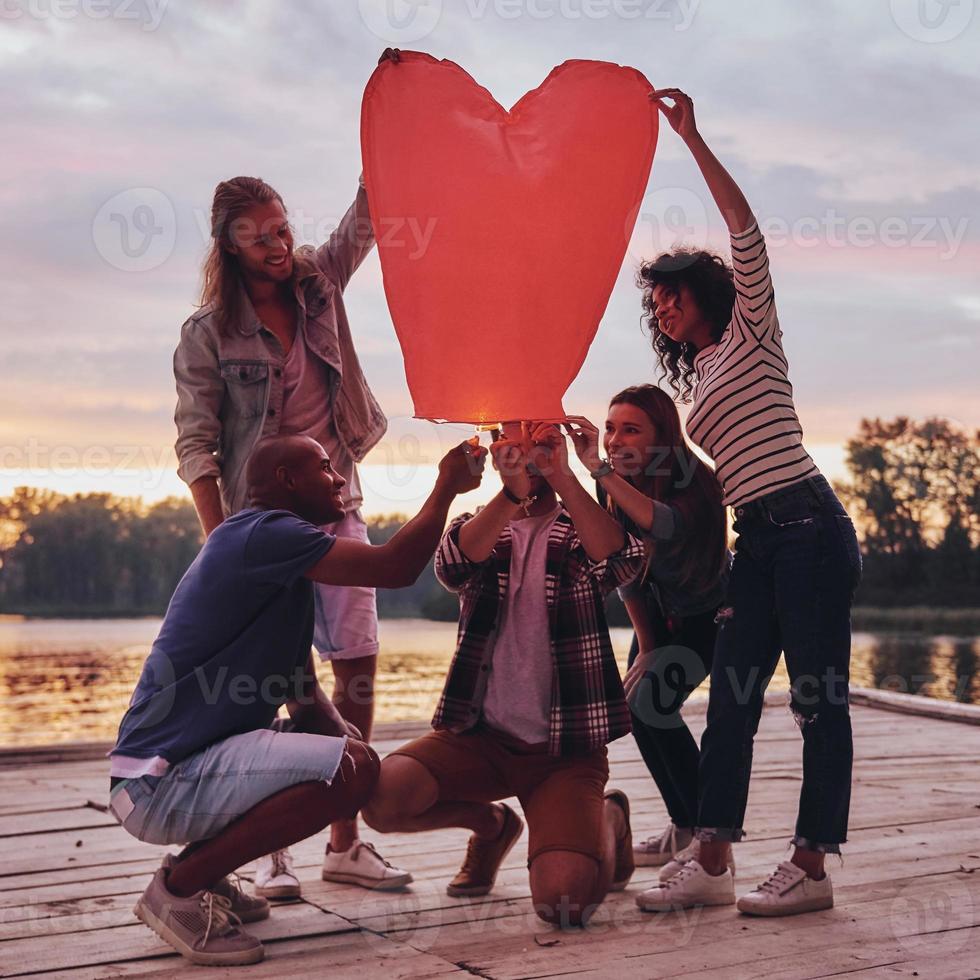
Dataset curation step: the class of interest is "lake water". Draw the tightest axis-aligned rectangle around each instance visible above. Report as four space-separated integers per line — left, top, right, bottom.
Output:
0 617 977 748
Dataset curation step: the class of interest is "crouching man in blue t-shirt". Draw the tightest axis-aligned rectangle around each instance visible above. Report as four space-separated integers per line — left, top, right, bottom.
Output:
109 434 486 966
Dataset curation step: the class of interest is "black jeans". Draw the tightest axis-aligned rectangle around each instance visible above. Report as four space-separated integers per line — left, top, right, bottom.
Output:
696 475 862 853
627 605 717 829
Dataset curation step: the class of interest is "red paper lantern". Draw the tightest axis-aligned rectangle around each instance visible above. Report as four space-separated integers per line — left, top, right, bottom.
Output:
361 52 657 424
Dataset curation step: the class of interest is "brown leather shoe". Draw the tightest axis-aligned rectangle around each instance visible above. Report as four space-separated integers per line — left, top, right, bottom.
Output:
605 789 634 891
446 803 524 897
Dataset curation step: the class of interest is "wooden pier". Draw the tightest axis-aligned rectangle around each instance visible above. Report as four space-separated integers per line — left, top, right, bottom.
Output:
1 691 978 979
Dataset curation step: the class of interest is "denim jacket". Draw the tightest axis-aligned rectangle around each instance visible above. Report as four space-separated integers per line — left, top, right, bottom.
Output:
173 185 388 515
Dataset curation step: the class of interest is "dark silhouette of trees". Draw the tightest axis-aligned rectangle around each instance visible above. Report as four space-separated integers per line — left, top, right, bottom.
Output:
837 417 979 605
0 490 203 616
1 416 976 618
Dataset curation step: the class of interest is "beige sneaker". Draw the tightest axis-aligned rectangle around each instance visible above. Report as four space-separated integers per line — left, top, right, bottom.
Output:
737 861 833 917
134 863 263 966
659 838 737 882
162 854 269 923
321 840 413 890
636 860 736 912
633 820 692 867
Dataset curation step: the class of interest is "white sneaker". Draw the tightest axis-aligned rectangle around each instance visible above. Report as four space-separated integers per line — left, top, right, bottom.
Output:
737 861 833 917
254 849 301 899
321 840 413 891
636 860 736 912
659 838 737 882
633 820 693 867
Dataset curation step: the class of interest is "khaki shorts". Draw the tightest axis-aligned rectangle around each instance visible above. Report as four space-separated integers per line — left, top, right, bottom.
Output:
313 510 379 662
388 725 609 865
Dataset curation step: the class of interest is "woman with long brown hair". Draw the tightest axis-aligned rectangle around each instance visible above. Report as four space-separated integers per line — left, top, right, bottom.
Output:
170 49 409 901
565 385 728 871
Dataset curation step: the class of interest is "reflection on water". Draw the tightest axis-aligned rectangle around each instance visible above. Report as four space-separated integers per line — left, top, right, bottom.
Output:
0 618 976 748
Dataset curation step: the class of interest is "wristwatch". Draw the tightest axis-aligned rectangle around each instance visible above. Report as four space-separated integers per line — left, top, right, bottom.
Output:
589 458 615 480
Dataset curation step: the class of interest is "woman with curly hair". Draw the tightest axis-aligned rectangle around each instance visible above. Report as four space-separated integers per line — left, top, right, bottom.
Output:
630 88 863 917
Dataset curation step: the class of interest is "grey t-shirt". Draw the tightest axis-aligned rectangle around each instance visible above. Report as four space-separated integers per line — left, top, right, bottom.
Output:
598 485 727 618
481 505 562 745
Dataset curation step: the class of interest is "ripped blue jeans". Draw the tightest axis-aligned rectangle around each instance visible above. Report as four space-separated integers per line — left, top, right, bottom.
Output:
696 474 862 853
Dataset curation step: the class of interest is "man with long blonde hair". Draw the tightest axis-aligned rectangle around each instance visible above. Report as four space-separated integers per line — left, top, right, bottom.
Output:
172 48 409 896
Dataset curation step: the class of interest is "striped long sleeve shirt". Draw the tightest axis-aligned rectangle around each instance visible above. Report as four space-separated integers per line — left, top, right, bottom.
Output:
685 222 819 507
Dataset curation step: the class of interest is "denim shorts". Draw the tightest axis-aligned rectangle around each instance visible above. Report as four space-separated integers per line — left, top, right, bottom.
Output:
108 729 348 846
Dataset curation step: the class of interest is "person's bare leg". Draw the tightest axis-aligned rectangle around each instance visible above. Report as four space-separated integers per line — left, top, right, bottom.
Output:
329 654 377 851
362 755 504 840
167 741 379 897
699 839 734 876
791 847 826 879
528 796 622 928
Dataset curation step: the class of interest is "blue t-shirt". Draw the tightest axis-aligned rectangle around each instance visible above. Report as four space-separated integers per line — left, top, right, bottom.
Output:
110 509 335 776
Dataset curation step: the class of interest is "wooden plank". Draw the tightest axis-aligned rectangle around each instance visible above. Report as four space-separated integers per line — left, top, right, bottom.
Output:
0 806 115 839
0 902 356 976
0 701 977 979
396 871 979 980
19 930 470 980
850 688 980 726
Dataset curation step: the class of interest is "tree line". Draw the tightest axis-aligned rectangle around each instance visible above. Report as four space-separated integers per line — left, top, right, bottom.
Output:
0 417 977 619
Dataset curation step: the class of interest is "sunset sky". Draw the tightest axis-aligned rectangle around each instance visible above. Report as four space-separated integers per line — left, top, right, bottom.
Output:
2 0 977 517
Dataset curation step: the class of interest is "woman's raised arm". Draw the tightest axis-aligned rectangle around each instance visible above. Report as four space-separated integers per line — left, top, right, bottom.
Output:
650 87 754 235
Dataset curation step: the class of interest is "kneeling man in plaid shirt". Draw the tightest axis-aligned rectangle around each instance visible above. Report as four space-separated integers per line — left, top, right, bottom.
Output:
364 422 644 926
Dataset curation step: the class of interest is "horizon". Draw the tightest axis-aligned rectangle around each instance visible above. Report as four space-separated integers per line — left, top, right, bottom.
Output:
2 1 977 517
0 436 850 519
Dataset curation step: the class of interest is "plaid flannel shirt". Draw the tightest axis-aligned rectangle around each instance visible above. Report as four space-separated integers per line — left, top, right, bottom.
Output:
432 508 644 756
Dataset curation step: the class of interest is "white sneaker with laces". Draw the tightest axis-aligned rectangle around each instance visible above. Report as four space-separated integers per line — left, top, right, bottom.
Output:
636 859 735 912
254 848 301 899
633 820 693 867
737 861 833 917
321 839 413 890
659 838 737 882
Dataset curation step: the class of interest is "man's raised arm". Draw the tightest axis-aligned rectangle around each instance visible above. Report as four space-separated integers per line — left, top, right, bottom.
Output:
305 441 486 589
